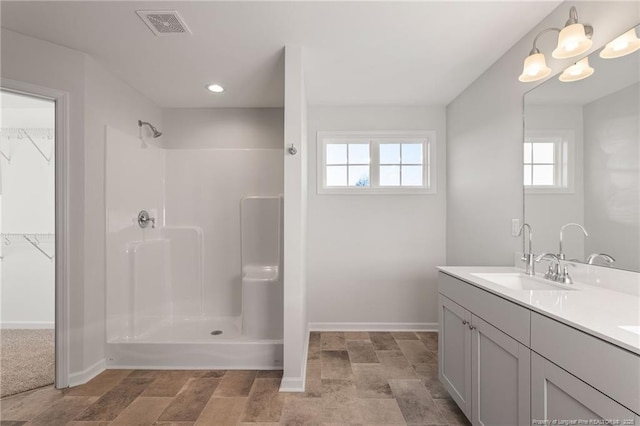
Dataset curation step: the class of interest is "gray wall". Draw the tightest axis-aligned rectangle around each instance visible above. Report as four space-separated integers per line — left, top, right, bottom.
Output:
446 1 640 265
524 105 585 259
1 28 87 375
584 83 640 272
307 106 446 327
1 28 163 381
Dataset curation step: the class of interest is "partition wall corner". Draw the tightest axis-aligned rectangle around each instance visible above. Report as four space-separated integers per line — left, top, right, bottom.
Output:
281 45 310 392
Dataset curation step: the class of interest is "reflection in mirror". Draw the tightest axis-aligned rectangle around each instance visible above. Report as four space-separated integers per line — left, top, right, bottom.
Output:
524 24 640 273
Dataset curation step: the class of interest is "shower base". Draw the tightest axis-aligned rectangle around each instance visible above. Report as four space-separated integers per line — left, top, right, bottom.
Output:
106 316 283 370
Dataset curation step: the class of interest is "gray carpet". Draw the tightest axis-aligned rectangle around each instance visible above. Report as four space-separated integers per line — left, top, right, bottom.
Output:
1 329 54 397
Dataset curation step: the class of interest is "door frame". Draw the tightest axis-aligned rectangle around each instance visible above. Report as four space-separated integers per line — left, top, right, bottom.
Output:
1 78 70 388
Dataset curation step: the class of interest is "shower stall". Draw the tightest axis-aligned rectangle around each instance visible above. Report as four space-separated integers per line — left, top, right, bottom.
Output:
105 117 284 370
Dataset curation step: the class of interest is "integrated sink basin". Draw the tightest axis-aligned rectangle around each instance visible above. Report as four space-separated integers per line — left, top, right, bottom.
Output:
470 272 577 291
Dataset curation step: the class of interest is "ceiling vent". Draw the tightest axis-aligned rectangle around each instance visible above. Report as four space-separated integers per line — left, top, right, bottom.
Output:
136 10 191 36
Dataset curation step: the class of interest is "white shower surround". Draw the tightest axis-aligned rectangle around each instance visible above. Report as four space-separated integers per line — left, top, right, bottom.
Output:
105 126 284 370
241 196 284 340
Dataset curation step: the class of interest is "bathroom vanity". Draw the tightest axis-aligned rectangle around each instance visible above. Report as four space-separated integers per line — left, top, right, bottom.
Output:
438 267 640 425
437 21 639 426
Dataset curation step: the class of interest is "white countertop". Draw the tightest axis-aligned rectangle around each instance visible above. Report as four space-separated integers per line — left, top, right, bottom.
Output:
438 266 640 356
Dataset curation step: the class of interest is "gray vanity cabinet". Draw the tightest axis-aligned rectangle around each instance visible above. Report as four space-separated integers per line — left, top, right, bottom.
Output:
438 292 530 425
439 271 640 426
531 353 637 423
439 295 472 418
471 315 530 426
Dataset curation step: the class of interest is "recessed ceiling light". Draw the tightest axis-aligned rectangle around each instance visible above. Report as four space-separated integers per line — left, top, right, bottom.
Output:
206 84 224 93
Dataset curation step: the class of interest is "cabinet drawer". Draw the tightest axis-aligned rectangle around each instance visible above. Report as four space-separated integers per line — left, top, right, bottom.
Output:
531 312 640 415
532 352 639 423
439 272 530 346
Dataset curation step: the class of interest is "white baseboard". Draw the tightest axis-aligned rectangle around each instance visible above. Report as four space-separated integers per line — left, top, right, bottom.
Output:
308 322 438 332
299 324 309 390
279 376 305 392
0 321 55 329
68 358 106 387
279 324 310 393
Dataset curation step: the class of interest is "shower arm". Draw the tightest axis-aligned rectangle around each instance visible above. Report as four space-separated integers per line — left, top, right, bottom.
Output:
137 120 162 138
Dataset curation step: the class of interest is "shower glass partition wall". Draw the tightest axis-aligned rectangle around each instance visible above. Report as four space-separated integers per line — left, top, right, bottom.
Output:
105 126 284 370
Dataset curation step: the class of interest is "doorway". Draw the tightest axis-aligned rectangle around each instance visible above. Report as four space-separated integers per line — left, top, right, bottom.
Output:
0 89 56 396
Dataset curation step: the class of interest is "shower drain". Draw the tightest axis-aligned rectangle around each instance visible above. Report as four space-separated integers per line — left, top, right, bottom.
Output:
210 330 223 336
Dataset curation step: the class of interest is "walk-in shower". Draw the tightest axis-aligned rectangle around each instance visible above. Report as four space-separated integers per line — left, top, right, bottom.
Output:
104 126 284 369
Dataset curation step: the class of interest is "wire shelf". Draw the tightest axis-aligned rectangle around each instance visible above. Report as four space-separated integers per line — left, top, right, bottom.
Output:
0 127 55 163
0 233 55 260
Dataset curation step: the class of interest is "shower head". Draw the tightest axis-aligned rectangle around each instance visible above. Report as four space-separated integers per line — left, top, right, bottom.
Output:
138 120 162 138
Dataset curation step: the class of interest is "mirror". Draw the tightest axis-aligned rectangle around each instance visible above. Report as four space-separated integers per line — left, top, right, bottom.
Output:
524 24 640 273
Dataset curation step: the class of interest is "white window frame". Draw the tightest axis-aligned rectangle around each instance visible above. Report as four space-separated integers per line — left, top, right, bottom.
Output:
317 131 436 195
524 129 575 194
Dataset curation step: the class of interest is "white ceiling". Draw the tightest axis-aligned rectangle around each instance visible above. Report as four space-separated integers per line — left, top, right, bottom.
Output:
1 1 561 108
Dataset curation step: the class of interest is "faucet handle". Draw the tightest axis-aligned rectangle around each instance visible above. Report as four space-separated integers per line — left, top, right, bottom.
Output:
137 210 156 229
558 262 576 284
536 253 560 280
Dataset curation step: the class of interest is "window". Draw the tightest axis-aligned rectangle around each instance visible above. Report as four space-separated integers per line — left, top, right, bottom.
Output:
524 130 574 194
317 131 435 194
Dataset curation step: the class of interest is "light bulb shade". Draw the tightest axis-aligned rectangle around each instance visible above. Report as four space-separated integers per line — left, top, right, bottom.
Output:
552 23 593 59
559 57 594 82
600 28 640 59
518 53 552 82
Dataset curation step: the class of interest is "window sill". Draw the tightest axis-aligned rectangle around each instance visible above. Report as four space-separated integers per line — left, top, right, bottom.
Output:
525 187 575 195
317 187 436 195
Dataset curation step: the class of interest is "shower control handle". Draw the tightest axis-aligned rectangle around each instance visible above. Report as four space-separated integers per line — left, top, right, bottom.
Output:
138 210 156 229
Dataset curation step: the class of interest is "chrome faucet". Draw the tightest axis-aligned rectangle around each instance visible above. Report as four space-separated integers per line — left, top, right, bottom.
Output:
587 253 615 266
558 223 588 260
535 253 560 281
517 223 535 276
536 252 576 284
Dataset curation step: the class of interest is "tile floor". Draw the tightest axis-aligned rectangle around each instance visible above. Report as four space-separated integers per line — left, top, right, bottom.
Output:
0 331 469 425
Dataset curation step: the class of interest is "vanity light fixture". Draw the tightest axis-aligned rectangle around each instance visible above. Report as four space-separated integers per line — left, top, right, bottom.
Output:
559 57 594 83
519 6 593 83
600 28 640 59
206 83 224 93
519 51 552 83
552 7 593 59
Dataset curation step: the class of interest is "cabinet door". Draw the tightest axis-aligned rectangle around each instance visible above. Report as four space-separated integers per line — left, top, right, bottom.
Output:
439 295 472 419
531 353 639 424
471 315 530 426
